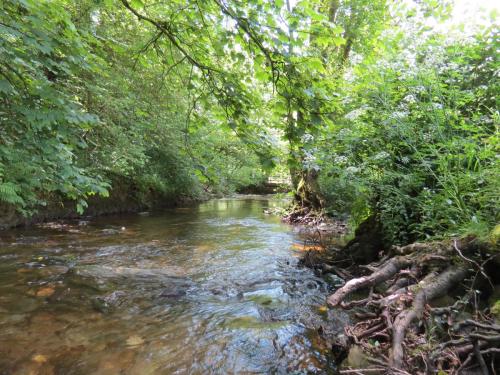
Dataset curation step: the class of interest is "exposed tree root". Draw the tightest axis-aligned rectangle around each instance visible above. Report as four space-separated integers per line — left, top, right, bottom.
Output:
391 266 469 369
282 205 327 226
327 256 412 307
322 238 500 374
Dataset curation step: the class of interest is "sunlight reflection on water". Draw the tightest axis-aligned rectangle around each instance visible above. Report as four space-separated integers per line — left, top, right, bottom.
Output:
0 196 340 374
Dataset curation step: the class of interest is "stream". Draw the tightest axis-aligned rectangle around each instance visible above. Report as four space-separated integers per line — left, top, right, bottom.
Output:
0 196 345 374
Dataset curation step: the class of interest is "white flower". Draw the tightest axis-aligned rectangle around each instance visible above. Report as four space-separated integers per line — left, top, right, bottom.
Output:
345 108 365 121
334 155 348 164
391 111 408 119
403 94 417 104
373 151 390 161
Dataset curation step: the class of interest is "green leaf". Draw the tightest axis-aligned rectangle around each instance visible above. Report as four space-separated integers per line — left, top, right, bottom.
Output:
130 0 144 8
0 79 14 93
305 57 325 73
255 70 268 81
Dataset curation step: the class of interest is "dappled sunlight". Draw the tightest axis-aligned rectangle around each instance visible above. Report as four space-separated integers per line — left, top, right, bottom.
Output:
0 0 497 372
291 243 325 252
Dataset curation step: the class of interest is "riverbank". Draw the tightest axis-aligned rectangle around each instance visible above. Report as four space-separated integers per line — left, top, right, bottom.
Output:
0 183 202 230
0 177 292 231
300 224 500 373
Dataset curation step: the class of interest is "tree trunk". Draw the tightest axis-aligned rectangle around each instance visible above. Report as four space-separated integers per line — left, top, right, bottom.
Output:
295 168 324 209
341 214 388 263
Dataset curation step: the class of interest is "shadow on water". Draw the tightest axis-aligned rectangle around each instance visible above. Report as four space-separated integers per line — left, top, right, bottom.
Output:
0 196 345 374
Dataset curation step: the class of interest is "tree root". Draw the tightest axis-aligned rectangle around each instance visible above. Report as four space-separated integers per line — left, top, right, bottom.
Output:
325 239 500 374
391 266 469 369
282 205 326 226
327 256 412 307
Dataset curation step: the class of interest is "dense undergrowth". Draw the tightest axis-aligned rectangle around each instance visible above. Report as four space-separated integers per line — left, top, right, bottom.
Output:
317 28 499 245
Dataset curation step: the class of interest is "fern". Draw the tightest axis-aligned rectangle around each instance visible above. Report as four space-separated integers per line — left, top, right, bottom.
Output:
0 182 25 206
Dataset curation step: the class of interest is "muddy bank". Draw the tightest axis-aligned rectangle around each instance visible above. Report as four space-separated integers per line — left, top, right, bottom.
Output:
0 181 199 230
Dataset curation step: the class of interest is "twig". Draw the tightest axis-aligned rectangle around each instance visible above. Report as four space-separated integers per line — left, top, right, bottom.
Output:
356 322 385 339
474 340 489 375
469 333 500 342
453 239 493 290
459 319 500 332
431 292 472 315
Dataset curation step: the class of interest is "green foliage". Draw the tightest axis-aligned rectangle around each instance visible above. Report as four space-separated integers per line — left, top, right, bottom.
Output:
318 26 499 243
0 0 109 214
0 0 497 249
188 125 268 194
0 0 274 216
491 300 500 320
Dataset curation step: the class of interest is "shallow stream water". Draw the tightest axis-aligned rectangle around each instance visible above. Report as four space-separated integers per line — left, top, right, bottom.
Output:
0 196 343 374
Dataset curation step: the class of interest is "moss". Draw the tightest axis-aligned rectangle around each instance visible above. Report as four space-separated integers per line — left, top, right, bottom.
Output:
223 316 288 330
246 295 275 306
491 300 500 320
343 345 372 369
490 224 500 248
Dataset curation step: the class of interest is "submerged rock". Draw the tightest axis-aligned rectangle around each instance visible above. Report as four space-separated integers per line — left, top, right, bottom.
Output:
125 335 144 347
223 316 288 330
36 286 55 297
75 265 189 279
158 288 187 298
38 265 70 278
32 354 49 364
324 273 345 288
92 291 127 313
